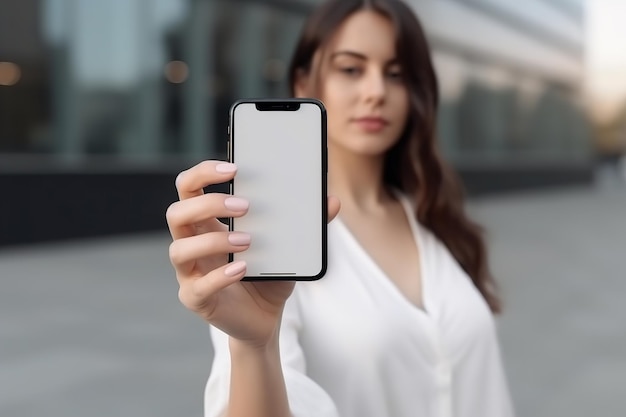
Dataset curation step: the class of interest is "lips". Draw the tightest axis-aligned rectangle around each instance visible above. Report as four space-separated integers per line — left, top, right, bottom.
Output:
352 116 389 133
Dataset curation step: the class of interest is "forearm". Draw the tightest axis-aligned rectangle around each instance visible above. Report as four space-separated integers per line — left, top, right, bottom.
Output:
226 333 291 417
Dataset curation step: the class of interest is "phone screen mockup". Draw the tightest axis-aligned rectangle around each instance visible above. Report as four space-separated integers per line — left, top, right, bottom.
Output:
228 99 327 280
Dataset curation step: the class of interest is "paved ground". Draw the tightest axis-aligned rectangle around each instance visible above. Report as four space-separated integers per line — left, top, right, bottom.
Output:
1 181 625 417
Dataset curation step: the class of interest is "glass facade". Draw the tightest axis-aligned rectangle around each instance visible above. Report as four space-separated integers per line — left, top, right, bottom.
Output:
435 53 591 165
0 0 591 167
0 0 306 162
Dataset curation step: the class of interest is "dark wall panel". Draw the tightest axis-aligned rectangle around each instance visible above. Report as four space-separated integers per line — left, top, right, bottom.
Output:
0 165 593 247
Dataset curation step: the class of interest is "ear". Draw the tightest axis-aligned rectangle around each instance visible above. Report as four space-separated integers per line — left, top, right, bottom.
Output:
293 68 311 98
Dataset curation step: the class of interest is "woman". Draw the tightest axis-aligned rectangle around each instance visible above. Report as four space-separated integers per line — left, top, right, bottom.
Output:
166 0 514 416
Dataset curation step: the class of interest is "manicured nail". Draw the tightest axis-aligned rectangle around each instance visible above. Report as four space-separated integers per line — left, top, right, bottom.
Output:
215 163 237 174
228 232 251 246
224 197 249 211
175 172 184 187
225 261 247 277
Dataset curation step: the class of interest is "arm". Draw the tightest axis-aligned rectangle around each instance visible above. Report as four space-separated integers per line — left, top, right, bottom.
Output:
205 295 340 417
166 162 342 417
227 331 291 417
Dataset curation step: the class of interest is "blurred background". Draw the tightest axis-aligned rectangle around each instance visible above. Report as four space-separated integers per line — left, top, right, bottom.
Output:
4 0 626 246
1 0 625 416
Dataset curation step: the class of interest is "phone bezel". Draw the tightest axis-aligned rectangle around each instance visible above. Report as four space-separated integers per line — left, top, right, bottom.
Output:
227 98 328 281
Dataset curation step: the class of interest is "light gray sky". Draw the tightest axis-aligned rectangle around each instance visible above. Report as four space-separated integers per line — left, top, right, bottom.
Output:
585 0 626 122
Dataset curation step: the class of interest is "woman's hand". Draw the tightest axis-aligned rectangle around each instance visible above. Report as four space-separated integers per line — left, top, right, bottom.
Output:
166 160 340 348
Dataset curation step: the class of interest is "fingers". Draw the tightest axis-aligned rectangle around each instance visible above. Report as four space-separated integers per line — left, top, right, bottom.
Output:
176 160 238 200
166 193 249 240
178 261 248 312
327 195 341 223
169 231 251 275
193 261 248 296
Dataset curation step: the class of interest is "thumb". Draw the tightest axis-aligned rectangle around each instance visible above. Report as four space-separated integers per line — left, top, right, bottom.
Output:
327 195 341 223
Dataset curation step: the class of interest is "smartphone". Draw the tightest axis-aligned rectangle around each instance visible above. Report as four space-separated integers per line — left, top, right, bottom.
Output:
228 99 327 280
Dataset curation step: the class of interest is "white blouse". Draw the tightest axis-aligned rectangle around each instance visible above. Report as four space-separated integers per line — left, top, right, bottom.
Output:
205 195 515 417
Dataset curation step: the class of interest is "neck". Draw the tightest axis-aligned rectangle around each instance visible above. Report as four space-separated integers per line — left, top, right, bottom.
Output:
327 144 392 213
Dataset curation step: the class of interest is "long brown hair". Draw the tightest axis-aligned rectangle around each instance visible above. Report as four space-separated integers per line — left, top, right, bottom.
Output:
288 0 501 313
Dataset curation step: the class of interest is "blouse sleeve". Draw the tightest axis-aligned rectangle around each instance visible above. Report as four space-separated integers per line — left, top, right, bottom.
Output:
203 293 341 417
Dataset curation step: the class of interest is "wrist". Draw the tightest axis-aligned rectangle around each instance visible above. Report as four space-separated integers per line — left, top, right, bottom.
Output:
226 329 290 417
228 329 280 356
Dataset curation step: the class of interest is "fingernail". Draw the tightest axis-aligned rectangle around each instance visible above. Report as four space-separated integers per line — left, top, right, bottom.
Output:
216 163 237 174
175 172 184 187
228 232 251 246
224 197 249 211
225 261 247 277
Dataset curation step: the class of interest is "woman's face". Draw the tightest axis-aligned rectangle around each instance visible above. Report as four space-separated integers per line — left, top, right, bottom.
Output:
308 10 410 157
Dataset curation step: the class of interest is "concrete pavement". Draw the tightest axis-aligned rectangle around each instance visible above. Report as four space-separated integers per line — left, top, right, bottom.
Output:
1 184 625 417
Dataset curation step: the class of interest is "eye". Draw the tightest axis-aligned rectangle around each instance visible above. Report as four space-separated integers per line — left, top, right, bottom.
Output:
387 67 403 80
340 67 362 76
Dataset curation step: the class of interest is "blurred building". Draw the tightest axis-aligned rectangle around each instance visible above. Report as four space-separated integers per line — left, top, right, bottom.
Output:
0 0 591 245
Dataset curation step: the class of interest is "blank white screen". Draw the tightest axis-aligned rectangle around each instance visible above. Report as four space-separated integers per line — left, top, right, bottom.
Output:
231 101 324 278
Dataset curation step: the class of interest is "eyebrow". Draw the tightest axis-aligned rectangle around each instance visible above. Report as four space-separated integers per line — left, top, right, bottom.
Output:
330 50 399 65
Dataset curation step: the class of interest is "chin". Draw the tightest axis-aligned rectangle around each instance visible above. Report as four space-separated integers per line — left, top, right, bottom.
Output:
344 135 398 156
334 144 394 159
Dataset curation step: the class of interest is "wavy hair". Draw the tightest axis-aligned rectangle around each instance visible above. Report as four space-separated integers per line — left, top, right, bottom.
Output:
288 0 501 313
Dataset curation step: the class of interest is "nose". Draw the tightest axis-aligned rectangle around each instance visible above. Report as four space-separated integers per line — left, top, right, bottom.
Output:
362 69 386 104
